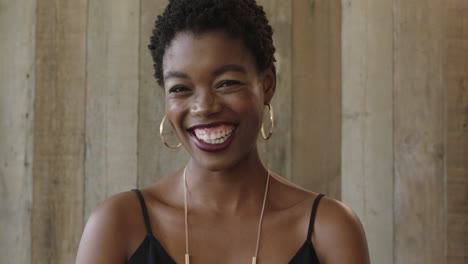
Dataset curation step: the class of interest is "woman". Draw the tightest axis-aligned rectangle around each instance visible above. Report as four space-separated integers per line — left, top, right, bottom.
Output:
76 0 370 263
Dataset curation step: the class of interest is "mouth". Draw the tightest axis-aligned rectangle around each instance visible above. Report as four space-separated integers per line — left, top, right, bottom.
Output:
188 122 237 152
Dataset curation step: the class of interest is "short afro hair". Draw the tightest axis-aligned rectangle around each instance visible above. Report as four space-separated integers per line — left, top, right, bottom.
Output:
148 0 276 87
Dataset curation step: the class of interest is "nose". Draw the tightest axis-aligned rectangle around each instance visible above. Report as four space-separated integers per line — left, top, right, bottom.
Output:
190 90 222 117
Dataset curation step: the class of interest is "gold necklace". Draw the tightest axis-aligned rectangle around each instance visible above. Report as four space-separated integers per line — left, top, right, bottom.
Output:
183 167 270 264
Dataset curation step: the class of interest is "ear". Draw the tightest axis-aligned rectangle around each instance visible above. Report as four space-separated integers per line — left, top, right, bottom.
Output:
261 64 276 105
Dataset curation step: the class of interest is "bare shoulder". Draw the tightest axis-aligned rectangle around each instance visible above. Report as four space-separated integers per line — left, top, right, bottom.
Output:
314 196 370 264
75 191 144 264
269 174 369 263
268 173 316 208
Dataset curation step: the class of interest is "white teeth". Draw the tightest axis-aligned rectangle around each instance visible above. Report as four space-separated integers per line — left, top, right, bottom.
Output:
194 127 234 144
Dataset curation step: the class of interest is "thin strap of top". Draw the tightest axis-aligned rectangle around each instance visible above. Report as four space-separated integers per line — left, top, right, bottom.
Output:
307 194 325 241
131 189 153 235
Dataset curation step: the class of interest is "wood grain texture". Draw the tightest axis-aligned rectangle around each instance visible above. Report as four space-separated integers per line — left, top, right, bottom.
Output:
0 0 36 263
138 0 190 188
446 1 468 263
85 0 140 219
341 0 393 263
291 0 341 197
256 0 292 180
393 0 446 263
33 0 87 263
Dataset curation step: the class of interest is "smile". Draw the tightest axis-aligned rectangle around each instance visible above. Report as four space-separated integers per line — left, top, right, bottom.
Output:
194 125 234 144
188 123 237 152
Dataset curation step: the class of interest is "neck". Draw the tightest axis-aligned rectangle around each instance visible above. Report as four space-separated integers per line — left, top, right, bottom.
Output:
184 150 269 212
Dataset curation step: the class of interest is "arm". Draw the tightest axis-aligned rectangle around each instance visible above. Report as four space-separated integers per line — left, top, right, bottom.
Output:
313 197 370 264
75 193 131 264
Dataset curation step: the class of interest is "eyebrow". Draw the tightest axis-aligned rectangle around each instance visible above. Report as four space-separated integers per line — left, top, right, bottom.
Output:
164 64 247 81
211 64 247 76
164 71 189 81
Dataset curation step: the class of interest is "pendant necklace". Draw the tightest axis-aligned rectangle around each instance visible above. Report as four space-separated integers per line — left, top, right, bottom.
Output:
183 167 270 264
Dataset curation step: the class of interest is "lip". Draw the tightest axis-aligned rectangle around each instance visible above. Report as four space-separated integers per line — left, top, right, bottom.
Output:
187 121 236 130
187 122 237 152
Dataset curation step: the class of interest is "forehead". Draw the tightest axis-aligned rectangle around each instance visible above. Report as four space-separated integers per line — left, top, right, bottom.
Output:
162 30 257 75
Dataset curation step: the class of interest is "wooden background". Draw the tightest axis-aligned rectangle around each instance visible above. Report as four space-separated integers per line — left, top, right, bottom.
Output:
0 0 466 263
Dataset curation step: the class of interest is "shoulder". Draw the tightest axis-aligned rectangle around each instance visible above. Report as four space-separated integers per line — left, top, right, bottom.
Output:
76 191 145 264
268 173 315 208
84 191 143 236
268 174 369 263
313 196 370 264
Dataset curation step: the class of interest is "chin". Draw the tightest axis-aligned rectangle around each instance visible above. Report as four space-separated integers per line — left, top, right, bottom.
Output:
193 156 242 172
189 146 257 172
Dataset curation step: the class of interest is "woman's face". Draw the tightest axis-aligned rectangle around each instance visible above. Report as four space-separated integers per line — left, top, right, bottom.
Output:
162 30 275 170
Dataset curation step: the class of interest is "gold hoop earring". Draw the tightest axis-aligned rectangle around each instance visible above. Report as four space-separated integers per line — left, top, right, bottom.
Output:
160 115 182 149
261 104 274 140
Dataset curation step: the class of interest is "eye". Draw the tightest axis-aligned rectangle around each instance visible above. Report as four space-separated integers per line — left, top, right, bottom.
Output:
217 80 242 88
168 85 190 94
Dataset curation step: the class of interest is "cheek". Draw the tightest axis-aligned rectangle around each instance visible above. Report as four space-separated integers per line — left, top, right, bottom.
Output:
165 100 179 115
231 92 264 125
165 100 187 130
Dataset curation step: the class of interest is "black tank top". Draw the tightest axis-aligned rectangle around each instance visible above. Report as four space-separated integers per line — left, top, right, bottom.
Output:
128 189 324 264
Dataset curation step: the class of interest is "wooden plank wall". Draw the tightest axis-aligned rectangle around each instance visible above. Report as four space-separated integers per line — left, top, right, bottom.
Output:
85 0 140 219
394 0 446 263
341 0 394 263
0 1 36 263
291 0 342 198
32 0 87 263
342 0 468 263
446 0 468 263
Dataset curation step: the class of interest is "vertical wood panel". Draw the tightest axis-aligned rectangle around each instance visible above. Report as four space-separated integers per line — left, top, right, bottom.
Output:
292 0 341 197
446 1 468 263
33 0 87 263
341 0 393 263
85 0 140 219
138 0 190 188
394 0 446 263
0 0 36 263
256 0 292 180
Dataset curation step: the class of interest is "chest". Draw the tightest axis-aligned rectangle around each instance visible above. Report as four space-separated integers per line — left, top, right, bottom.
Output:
150 211 310 264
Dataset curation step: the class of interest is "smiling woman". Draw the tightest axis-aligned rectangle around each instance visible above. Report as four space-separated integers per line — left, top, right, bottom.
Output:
162 31 273 170
75 1 369 264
